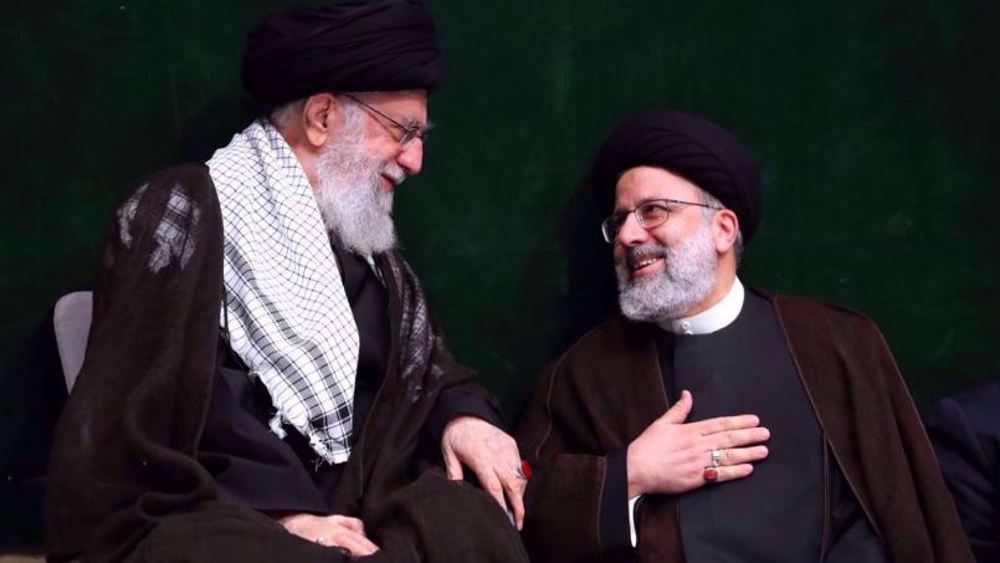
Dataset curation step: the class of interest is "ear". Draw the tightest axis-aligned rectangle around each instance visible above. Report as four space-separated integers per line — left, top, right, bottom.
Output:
302 93 341 148
713 209 740 254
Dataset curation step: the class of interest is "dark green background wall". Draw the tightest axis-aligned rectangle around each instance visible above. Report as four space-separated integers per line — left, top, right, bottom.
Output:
2 0 999 545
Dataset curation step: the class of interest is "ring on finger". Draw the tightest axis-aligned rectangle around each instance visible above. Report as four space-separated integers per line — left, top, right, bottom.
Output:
703 466 720 483
315 536 328 546
516 459 532 480
710 449 722 467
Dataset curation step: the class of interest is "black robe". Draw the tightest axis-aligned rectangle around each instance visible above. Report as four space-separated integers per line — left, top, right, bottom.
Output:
199 243 501 515
596 291 885 562
44 164 529 563
517 290 973 563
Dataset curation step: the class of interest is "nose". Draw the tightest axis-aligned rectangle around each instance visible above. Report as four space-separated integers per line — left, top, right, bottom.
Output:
396 139 423 176
615 212 649 247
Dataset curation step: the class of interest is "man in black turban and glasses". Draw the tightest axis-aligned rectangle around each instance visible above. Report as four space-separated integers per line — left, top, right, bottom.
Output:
45 2 529 562
516 111 973 563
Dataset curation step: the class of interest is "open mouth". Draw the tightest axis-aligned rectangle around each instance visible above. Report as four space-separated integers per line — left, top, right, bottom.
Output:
629 256 663 276
379 175 398 191
623 246 667 277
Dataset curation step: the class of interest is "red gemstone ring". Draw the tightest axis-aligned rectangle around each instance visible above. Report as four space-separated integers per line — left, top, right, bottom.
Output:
518 460 533 480
703 466 719 483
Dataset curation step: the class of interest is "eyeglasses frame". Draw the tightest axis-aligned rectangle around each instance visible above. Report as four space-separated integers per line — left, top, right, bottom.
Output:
342 93 431 147
601 198 722 243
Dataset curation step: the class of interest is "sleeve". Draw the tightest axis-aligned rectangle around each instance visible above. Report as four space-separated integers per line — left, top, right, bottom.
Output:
924 392 1000 563
599 449 635 555
850 313 976 563
825 456 889 563
516 363 635 563
44 167 226 560
45 168 387 563
423 381 505 445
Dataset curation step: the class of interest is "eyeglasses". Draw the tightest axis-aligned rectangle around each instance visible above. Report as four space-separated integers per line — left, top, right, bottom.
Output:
600 198 722 243
343 94 431 147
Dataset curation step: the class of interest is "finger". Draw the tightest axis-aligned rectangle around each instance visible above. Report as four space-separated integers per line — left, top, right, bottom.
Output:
330 530 380 557
496 443 528 530
712 463 754 483
693 414 761 435
662 390 693 424
442 446 464 481
328 515 365 534
478 471 509 513
719 445 769 466
502 475 527 530
710 427 771 449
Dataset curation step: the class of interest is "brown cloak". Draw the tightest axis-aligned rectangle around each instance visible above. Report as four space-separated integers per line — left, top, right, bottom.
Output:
44 164 527 563
517 293 973 563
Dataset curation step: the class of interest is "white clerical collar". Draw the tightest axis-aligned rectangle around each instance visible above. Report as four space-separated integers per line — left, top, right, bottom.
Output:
660 278 745 336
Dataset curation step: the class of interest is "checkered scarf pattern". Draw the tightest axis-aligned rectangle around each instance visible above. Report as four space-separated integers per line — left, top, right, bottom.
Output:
207 118 359 464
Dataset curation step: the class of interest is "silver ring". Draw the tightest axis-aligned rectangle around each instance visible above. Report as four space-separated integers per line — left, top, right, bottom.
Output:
710 449 722 467
315 536 328 546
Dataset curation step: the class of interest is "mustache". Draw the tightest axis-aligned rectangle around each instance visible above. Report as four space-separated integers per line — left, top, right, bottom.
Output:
622 243 669 263
381 164 406 186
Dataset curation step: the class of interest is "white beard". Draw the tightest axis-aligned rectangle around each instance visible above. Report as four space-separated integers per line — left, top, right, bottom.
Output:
313 119 404 256
616 222 718 323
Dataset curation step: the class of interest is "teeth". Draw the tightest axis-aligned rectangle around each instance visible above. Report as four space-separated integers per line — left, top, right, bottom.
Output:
631 257 661 270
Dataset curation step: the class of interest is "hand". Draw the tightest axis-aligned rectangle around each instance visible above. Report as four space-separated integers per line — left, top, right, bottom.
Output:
441 415 527 530
626 390 770 497
279 513 380 558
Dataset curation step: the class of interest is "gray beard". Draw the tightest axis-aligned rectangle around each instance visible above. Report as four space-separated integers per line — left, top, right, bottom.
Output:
616 223 718 323
314 132 403 256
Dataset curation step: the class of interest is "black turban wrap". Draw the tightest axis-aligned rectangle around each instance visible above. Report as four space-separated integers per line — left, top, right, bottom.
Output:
242 0 444 107
593 111 763 242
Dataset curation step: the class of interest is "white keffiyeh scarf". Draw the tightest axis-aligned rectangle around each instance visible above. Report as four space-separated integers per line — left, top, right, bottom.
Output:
207 118 359 464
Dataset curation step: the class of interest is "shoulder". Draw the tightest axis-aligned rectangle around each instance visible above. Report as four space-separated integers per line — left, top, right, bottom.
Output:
119 163 215 211
927 380 1000 436
112 163 221 271
763 290 883 338
117 163 217 227
545 316 654 380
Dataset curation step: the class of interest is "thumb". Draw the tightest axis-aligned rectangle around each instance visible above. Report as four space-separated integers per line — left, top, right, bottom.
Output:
662 390 693 424
442 445 464 481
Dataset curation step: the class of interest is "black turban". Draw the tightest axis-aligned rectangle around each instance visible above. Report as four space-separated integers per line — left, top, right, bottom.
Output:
242 0 444 107
592 111 762 242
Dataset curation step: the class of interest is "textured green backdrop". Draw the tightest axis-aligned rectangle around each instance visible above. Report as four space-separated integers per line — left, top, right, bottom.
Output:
2 0 999 546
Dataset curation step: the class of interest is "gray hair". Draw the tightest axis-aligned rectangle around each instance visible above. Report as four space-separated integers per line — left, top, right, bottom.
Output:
269 99 306 131
700 189 744 264
268 93 370 132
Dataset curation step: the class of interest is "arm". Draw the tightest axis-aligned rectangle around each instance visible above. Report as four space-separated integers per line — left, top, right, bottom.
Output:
45 167 226 560
424 380 504 443
517 362 617 562
924 387 1000 563
518 366 769 562
414 318 526 529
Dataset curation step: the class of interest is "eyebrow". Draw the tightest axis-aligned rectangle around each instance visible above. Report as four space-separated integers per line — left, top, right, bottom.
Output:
614 198 667 212
412 118 435 131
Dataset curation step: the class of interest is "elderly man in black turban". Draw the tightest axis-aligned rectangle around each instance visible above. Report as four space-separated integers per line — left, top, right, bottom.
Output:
44 2 529 562
516 111 973 563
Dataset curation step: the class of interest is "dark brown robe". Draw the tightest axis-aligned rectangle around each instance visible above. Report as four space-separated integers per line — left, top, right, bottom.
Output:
44 164 528 563
517 293 973 563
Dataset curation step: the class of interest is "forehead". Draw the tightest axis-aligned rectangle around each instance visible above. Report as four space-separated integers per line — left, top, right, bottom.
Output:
614 166 703 209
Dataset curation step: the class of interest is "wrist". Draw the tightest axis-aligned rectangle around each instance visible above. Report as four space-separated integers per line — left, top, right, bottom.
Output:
625 443 643 497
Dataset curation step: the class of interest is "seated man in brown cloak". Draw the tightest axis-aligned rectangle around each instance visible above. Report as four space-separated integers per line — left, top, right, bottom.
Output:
44 2 529 562
517 111 973 563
